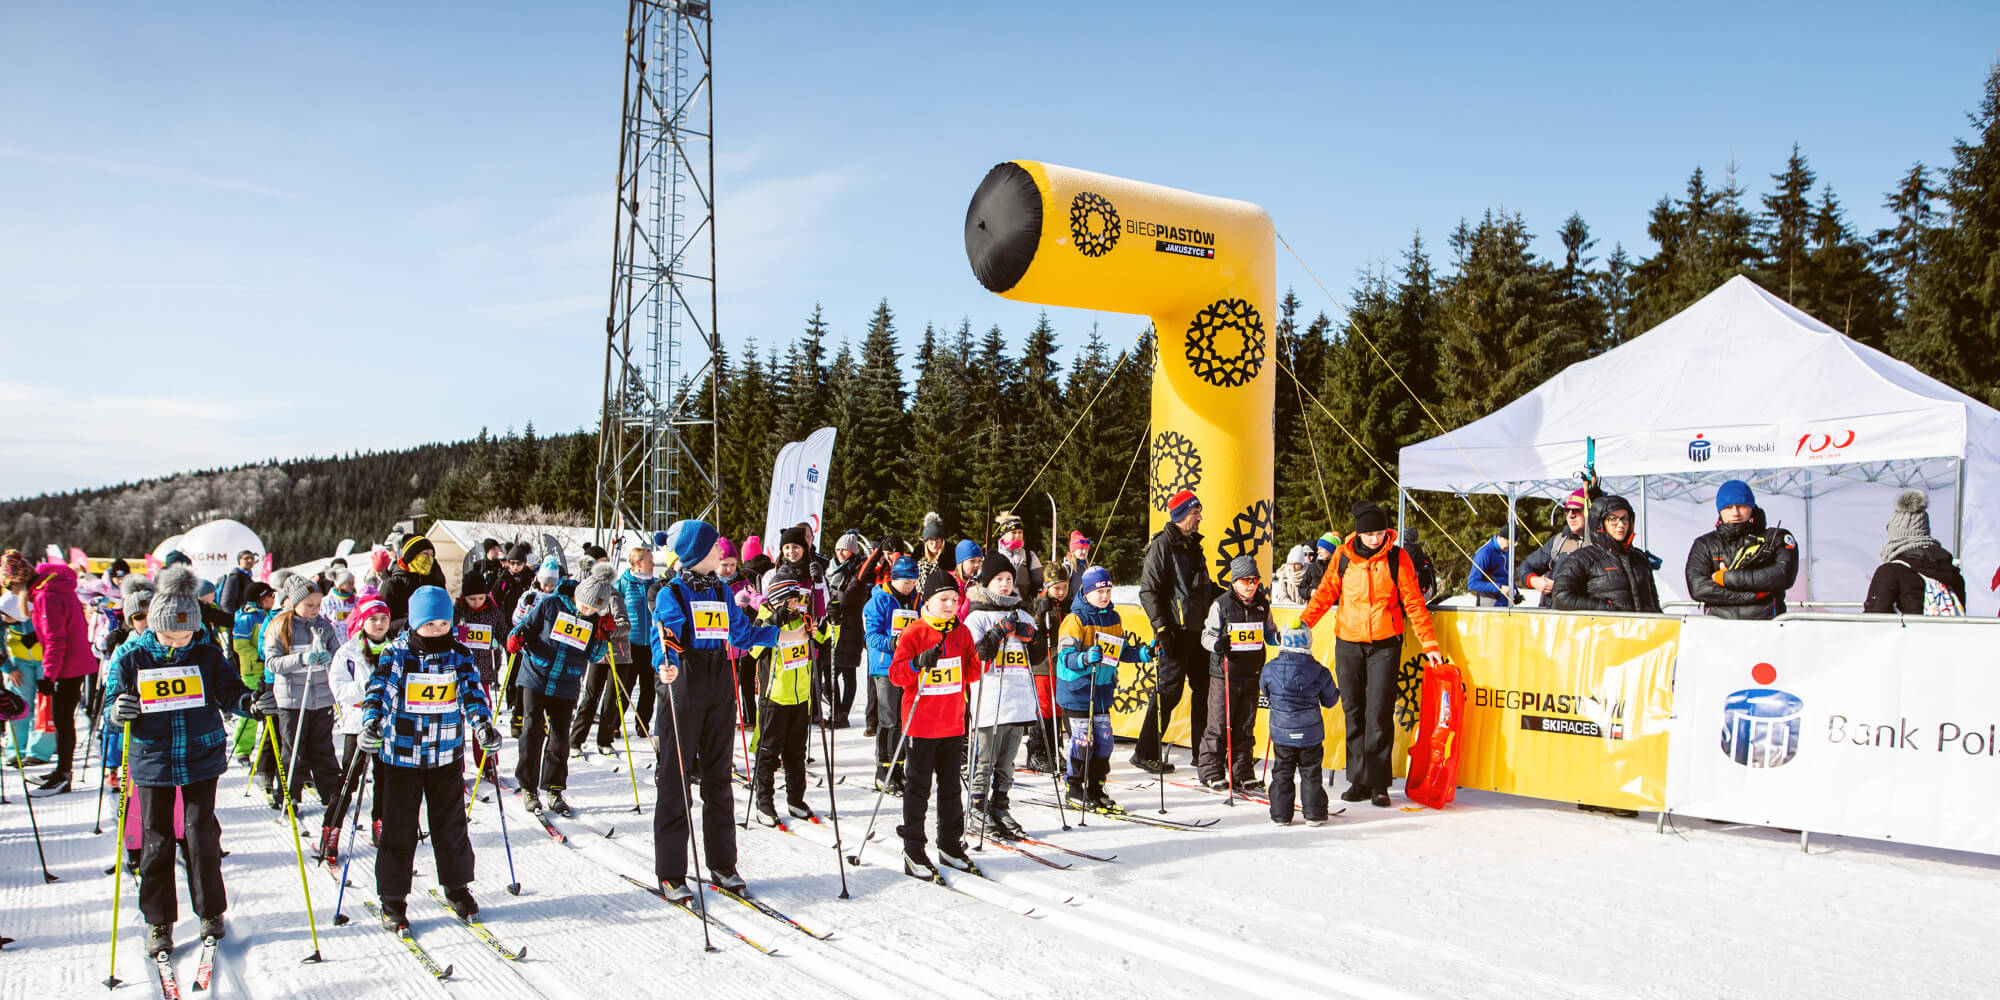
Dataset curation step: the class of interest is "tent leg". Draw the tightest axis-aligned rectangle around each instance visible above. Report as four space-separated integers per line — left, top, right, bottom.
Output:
1953 457 1966 557
1397 487 1407 538
1504 484 1517 599
1802 471 1815 603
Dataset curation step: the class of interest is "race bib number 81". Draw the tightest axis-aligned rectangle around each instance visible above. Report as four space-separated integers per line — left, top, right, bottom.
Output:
691 601 729 643
405 672 457 715
137 664 204 714
551 612 592 651
921 656 963 696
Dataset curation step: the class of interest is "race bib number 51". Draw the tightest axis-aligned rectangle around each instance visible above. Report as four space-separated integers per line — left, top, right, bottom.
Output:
405 671 457 715
691 601 729 642
551 612 592 651
138 664 204 714
921 655 963 696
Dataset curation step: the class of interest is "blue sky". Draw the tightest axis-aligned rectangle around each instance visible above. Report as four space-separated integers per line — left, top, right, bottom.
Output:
4 1 1996 498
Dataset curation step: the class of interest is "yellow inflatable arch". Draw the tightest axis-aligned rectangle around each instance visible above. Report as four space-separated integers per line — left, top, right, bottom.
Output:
965 161 1275 582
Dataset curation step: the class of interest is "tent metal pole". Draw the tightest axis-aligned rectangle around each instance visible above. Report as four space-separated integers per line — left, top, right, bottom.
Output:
1397 486 1407 538
1953 457 1966 557
1505 483 1518 600
1801 470 1815 603
1638 476 1649 555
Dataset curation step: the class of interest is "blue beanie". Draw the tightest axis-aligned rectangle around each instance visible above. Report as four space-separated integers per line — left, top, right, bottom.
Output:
1315 531 1340 555
1077 565 1113 595
1280 626 1314 651
890 555 920 581
409 586 454 630
672 519 720 568
954 539 983 565
1716 480 1755 512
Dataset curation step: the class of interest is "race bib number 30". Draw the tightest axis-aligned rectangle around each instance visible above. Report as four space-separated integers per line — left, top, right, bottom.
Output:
551 612 593 651
1229 623 1265 652
138 664 204 714
405 672 457 715
462 623 493 651
691 601 729 643
778 639 810 673
921 655 963 696
889 609 917 638
1095 633 1125 663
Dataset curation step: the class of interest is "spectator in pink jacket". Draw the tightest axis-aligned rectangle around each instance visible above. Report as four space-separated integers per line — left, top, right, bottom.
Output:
29 562 98 792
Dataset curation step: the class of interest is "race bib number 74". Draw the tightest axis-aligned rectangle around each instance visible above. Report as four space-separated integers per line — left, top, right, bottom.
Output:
137 664 204 714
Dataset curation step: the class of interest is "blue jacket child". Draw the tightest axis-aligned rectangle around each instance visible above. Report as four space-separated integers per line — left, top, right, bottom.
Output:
1260 627 1340 748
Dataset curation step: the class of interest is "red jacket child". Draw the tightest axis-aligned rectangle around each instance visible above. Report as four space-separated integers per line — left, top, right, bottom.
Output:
889 614 983 739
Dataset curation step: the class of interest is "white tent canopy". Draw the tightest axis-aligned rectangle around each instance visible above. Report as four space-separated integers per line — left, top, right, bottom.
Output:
1397 276 1999 615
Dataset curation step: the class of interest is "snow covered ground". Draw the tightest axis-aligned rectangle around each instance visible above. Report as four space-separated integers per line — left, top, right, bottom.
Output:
2 721 1992 999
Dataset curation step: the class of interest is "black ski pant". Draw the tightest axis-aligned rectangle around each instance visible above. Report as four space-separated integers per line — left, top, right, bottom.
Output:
1335 636 1402 792
49 674 86 774
516 689 575 794
374 760 475 901
1198 673 1260 786
138 778 224 925
899 735 965 858
733 652 758 729
1135 628 1208 769
574 652 655 749
652 655 737 884
1269 743 1328 822
276 706 341 806
863 662 880 728
871 675 903 778
833 650 861 720
752 699 810 811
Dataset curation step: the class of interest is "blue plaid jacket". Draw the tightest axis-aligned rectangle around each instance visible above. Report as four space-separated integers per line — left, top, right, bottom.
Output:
114 632 255 788
510 592 609 701
361 635 493 770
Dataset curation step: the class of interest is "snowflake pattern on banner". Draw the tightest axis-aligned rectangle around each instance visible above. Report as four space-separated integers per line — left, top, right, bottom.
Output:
1210 499 1274 585
1069 191 1121 257
1149 431 1202 512
1113 659 1157 717
1395 652 1426 731
1183 297 1266 388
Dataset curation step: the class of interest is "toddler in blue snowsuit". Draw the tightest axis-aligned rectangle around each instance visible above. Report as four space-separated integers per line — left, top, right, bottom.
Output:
1259 626 1339 824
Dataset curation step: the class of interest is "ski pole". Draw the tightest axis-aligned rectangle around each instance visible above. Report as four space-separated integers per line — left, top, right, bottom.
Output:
91 712 111 834
1047 711 1070 831
332 748 371 925
1153 639 1168 815
730 645 755 830
11 738 55 882
264 720 324 963
1222 659 1235 806
848 682 927 869
605 643 642 813
103 721 133 989
280 638 326 816
485 740 521 894
658 664 717 952
811 640 849 898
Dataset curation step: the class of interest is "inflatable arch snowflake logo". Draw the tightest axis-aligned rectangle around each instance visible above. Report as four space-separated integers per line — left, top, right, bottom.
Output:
1149 431 1202 512
1069 191 1121 258
1211 499 1274 585
1184 297 1266 388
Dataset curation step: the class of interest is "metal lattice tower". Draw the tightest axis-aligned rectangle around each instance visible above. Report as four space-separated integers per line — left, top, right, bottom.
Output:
596 0 719 540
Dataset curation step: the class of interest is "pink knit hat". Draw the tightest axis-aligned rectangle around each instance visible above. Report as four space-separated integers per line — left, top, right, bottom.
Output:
741 535 763 563
716 537 739 560
347 595 389 639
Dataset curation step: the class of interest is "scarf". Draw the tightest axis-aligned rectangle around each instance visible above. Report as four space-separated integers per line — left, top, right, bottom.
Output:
1881 534 1940 564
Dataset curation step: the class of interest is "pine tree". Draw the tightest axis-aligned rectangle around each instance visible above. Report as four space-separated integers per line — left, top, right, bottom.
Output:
726 341 776 539
1600 244 1634 345
1759 145 1818 300
1013 312 1064 554
1874 163 1936 312
903 323 969 537
1437 212 1564 426
834 300 910 534
1900 62 2000 406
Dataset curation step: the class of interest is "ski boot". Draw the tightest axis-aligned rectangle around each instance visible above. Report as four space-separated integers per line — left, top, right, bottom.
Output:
36 771 72 794
199 915 226 941
444 884 479 918
710 868 747 894
991 806 1027 840
378 897 409 929
1203 776 1230 790
318 825 341 865
754 801 781 827
370 819 383 846
1064 781 1091 811
661 879 695 905
786 800 817 823
902 847 940 882
522 789 544 813
546 790 573 816
1240 778 1267 794
1086 786 1121 814
938 844 982 876
1127 754 1174 775
145 923 173 957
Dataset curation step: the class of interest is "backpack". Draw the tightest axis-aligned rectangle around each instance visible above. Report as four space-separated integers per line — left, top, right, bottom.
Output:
1336 546 1409 624
1894 561 1965 617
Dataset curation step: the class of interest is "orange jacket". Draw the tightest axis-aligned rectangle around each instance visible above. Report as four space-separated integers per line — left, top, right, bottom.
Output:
1297 532 1438 651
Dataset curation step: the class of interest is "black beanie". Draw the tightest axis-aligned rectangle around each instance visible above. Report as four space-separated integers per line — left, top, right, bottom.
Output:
920 570 960 607
978 553 1017 587
779 525 810 551
506 542 534 563
461 565 493 597
1352 501 1388 535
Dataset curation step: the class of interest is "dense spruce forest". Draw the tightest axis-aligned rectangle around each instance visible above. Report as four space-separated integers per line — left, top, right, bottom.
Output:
8 67 1999 586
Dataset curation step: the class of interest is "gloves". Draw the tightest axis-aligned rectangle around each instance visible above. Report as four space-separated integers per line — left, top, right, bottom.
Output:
358 720 384 753
1081 646 1105 668
1014 620 1035 642
1646 551 1664 572
506 634 525 655
1131 642 1156 664
36 677 55 698
475 722 501 750
113 689 142 724
912 644 943 672
1712 569 1729 587
253 688 279 719
306 649 333 667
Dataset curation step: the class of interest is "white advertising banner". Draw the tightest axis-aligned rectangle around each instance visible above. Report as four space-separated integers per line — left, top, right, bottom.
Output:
1666 616 2000 855
761 427 836 551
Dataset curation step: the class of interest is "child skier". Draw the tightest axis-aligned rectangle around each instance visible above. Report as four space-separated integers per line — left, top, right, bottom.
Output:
228 582 274 770
1197 555 1278 793
889 571 984 879
455 567 509 782
505 563 616 817
106 566 271 955
320 569 357 631
749 572 827 827
1056 566 1153 811
650 520 778 902
964 554 1044 840
263 576 344 811
324 594 389 859
359 585 498 926
1260 626 1340 825
862 555 921 794
1023 564 1069 774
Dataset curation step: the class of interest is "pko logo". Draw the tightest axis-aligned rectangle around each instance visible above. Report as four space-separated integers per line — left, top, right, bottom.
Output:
806 464 820 485
1719 662 1804 768
1688 434 1712 463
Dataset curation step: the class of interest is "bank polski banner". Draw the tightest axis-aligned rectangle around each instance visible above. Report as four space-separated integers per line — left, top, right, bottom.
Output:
1666 616 2000 855
760 427 837 551
761 441 802 550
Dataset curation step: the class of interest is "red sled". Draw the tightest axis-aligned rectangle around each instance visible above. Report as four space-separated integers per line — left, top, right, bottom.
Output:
1404 661 1465 810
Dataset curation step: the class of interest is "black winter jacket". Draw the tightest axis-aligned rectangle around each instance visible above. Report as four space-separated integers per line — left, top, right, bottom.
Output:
829 551 876 663
1684 509 1798 620
1863 544 1968 614
1139 522 1220 635
1551 496 1662 613
1516 528 1587 588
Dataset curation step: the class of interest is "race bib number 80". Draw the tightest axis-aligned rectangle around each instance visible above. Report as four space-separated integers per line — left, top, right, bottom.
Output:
691 601 730 643
921 656 963 696
405 672 457 715
137 664 204 714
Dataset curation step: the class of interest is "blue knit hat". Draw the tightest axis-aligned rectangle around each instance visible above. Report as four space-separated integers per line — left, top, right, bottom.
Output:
1315 531 1340 555
954 539 983 565
890 555 920 581
1077 565 1113 595
1716 480 1755 512
672 519 720 568
409 585 453 630
1280 626 1314 651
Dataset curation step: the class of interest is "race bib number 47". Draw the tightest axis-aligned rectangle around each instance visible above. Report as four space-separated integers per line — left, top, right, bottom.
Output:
691 601 729 643
405 672 458 715
138 664 204 714
921 655 963 696
551 612 592 651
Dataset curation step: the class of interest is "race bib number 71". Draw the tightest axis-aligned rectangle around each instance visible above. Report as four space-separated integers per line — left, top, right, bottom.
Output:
691 601 730 643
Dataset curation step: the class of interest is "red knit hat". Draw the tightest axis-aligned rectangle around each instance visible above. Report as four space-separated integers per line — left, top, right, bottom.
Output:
348 595 389 640
1068 530 1091 553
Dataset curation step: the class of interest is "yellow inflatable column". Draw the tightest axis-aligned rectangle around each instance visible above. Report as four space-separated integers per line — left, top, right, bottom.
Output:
965 161 1275 583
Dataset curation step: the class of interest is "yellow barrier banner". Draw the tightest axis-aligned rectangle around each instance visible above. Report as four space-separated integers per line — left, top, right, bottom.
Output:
1105 606 1677 808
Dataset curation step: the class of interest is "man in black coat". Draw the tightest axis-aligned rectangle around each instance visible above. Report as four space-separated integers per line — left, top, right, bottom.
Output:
492 542 537 624
1552 495 1662 613
1684 480 1798 620
1134 489 1223 774
214 550 258 619
378 534 448 634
